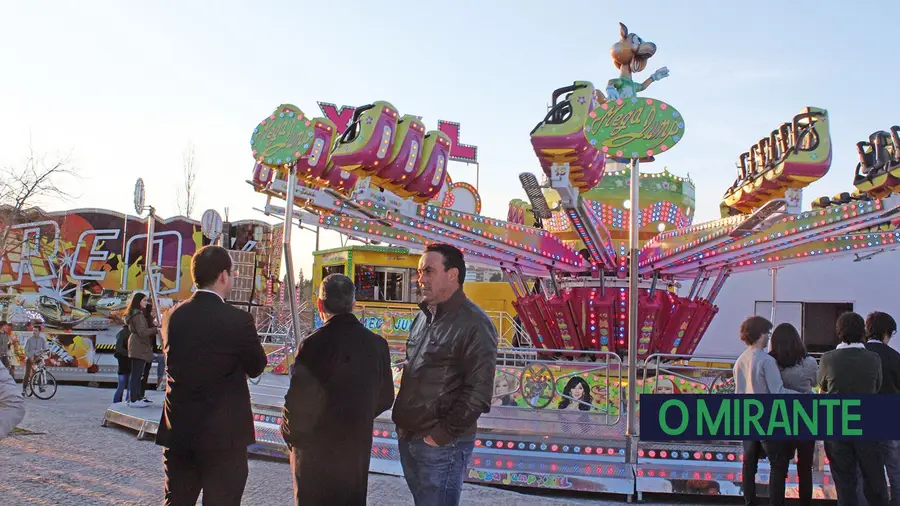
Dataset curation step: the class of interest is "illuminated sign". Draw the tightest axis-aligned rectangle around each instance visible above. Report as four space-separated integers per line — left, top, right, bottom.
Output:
317 102 478 164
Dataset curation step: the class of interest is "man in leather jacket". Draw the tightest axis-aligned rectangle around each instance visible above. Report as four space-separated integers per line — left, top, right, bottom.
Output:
392 243 498 506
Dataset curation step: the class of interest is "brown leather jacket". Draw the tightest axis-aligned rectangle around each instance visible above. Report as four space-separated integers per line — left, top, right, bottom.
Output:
392 289 498 446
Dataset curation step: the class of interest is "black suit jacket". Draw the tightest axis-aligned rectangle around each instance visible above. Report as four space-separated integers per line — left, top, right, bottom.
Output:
865 341 900 394
817 345 883 395
281 313 395 449
155 291 267 450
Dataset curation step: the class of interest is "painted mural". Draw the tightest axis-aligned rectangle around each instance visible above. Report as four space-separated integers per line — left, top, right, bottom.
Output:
0 206 282 333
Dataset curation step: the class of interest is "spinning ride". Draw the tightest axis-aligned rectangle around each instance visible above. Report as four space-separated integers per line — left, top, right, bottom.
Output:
244 22 900 501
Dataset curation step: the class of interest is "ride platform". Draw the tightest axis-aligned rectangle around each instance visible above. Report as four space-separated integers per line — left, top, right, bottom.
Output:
102 366 839 502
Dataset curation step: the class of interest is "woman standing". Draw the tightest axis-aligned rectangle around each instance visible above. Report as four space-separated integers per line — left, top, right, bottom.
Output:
769 323 818 506
125 293 158 408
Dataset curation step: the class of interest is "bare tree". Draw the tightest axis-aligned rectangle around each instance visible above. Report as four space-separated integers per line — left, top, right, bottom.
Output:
0 144 80 261
176 142 198 218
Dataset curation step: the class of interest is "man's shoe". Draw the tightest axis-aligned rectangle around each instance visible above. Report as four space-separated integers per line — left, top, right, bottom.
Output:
128 400 151 408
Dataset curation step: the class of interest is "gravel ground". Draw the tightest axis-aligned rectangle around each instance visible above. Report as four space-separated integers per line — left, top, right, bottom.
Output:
0 385 751 505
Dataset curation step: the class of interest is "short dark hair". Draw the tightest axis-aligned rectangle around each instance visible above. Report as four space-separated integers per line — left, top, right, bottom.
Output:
0 321 8 328
866 311 897 341
769 323 807 369
424 243 466 286
836 311 866 344
320 274 355 315
191 246 232 289
740 315 773 346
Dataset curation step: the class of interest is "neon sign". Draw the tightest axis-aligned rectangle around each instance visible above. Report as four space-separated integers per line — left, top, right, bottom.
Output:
317 102 478 164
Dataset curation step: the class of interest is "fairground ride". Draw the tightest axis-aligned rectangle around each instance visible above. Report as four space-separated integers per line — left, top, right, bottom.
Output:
243 22 900 501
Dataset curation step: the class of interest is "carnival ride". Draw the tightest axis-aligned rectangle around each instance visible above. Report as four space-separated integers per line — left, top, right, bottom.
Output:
101 21 900 501
233 21 900 501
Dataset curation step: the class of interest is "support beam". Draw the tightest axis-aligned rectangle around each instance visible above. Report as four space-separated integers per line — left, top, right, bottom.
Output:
625 158 640 465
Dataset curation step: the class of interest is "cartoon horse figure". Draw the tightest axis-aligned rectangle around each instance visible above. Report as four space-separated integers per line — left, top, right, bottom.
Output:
603 22 670 100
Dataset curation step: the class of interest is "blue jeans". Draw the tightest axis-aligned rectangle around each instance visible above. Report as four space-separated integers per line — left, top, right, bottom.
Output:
153 353 165 380
128 358 146 403
113 374 128 403
398 434 475 506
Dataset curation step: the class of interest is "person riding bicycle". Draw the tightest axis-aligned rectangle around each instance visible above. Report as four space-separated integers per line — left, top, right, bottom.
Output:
23 322 48 396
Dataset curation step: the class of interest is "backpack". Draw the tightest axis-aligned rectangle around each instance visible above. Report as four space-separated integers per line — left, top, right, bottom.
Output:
115 325 129 358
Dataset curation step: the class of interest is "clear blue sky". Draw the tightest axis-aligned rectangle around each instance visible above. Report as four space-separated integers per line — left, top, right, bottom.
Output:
2 1 898 277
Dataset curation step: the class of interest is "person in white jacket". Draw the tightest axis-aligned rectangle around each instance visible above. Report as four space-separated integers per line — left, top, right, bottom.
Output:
0 362 25 439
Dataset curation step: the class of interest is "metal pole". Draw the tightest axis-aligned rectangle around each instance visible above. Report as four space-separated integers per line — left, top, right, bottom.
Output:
315 227 320 251
144 207 163 325
282 166 303 347
476 162 480 193
626 158 640 463
770 267 777 324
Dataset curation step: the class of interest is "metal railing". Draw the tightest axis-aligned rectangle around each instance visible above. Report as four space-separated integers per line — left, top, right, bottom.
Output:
640 353 738 395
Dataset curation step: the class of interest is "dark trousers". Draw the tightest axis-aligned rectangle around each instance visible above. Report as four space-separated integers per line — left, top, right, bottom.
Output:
290 445 370 506
141 361 151 397
23 359 35 392
128 358 146 403
742 440 791 506
762 440 792 506
163 446 249 506
826 439 889 506
790 440 816 506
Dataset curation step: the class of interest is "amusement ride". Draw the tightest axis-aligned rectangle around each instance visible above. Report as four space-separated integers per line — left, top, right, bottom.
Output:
102 21 900 501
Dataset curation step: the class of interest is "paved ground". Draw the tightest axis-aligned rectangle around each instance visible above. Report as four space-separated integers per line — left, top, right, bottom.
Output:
0 385 750 505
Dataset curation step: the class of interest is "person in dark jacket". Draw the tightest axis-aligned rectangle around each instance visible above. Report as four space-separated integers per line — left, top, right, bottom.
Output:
113 325 131 403
818 312 888 506
865 311 900 506
392 244 499 506
125 292 158 408
155 245 267 506
281 274 395 506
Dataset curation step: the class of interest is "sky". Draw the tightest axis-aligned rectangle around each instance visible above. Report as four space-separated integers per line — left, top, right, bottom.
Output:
2 0 899 278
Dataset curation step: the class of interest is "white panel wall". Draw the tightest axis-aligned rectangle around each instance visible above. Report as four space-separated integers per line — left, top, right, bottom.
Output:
694 252 900 358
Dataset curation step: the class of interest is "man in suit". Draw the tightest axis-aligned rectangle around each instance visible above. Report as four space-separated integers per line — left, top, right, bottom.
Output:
156 245 267 506
866 311 900 506
282 274 395 506
818 311 888 506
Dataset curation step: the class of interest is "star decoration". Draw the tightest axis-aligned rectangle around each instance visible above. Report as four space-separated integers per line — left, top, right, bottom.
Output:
365 117 373 125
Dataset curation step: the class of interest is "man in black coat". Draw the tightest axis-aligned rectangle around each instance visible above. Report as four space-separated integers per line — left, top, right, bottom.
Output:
865 311 900 506
156 245 268 506
281 273 395 506
818 311 888 506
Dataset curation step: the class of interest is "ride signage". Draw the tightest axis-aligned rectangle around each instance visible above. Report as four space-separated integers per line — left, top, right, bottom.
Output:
317 101 478 163
585 97 685 160
251 104 316 167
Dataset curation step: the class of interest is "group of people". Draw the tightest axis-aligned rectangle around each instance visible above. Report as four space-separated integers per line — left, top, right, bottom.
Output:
113 292 165 407
735 311 900 506
152 242 497 506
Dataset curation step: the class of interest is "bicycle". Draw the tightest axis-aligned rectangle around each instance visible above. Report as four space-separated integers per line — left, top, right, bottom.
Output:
26 351 58 400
